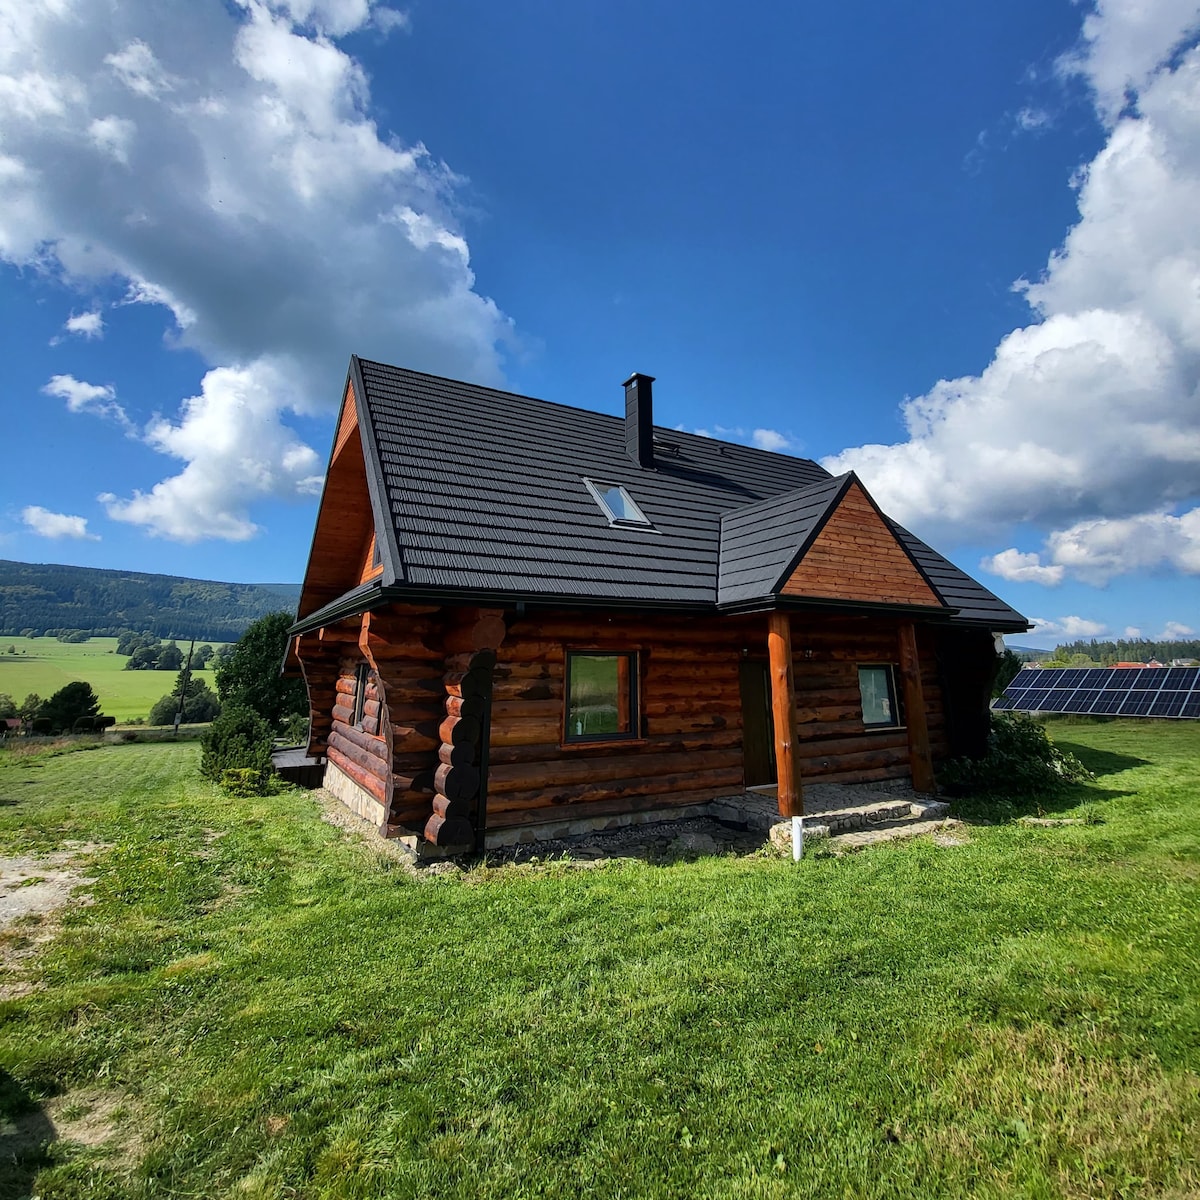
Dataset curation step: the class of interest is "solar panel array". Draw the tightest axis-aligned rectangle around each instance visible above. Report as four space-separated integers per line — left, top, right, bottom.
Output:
996 666 1200 719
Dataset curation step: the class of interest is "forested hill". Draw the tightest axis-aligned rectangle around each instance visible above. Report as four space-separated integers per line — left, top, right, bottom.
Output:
0 559 300 642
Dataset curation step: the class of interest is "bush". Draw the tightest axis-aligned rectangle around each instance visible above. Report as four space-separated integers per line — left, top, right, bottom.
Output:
281 711 310 744
220 768 271 797
200 705 275 792
941 710 1094 797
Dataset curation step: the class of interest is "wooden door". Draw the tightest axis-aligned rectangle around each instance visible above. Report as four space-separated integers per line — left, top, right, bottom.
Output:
738 659 777 786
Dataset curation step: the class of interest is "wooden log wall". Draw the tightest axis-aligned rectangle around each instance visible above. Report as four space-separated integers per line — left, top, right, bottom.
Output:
485 612 754 832
787 617 949 785
326 664 391 807
486 610 951 833
361 608 449 834
301 603 961 841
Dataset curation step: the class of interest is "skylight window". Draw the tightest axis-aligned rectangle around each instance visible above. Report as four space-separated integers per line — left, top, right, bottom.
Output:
584 479 651 527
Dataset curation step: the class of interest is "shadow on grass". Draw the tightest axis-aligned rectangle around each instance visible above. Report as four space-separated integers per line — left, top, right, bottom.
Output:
948 781 1135 824
0 1069 55 1200
1052 741 1150 778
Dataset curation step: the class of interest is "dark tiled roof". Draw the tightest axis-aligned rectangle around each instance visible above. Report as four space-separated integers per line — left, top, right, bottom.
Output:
718 475 849 606
337 357 1027 630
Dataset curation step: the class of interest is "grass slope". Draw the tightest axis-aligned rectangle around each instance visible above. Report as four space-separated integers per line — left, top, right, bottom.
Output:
0 720 1197 1198
0 637 222 723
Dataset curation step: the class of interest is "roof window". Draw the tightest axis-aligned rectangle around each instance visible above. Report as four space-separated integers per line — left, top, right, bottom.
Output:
584 478 651 527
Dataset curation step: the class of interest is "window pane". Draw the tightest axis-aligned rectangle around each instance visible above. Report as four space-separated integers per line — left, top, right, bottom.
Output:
858 666 895 726
568 654 632 738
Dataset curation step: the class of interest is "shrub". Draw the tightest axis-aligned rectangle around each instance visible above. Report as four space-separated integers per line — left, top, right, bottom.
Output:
220 768 271 797
281 711 310 744
201 705 274 792
941 710 1094 797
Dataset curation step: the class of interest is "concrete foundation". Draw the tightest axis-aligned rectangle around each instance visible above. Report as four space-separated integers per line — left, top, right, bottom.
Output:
323 760 386 829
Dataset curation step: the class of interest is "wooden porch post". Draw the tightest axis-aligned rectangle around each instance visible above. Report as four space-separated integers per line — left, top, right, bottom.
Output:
898 621 936 794
767 610 803 818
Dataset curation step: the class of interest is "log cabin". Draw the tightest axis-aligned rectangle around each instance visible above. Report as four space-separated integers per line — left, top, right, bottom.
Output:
288 356 1029 853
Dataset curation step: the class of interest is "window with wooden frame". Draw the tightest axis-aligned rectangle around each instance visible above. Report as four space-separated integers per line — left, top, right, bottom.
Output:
564 651 640 742
352 663 370 728
858 664 902 729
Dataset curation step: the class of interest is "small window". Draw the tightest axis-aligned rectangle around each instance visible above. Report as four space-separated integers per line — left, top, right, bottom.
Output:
858 665 901 728
371 536 381 569
352 663 370 727
584 479 651 527
565 652 639 741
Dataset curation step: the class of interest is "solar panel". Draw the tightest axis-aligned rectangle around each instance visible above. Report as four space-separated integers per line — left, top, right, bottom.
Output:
999 664 1200 719
1150 692 1186 718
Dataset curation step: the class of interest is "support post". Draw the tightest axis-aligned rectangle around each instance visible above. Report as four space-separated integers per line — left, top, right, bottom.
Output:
767 610 803 822
898 621 936 794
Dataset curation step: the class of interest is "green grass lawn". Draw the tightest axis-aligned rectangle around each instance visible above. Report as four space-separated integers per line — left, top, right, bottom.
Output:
0 720 1197 1198
0 637 222 723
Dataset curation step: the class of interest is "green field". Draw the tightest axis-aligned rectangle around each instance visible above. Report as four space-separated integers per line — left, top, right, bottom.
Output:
0 719 1197 1197
0 637 223 723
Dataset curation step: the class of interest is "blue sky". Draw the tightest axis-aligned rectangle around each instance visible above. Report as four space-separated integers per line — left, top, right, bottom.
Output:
1 0 1197 649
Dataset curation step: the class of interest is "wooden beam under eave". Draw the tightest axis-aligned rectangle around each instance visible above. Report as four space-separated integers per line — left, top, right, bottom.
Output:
898 621 936 794
767 610 803 818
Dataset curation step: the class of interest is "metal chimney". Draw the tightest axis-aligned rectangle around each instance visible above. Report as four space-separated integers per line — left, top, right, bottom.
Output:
623 372 655 468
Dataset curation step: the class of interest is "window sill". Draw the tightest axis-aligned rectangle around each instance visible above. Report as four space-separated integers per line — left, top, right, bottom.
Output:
559 737 649 752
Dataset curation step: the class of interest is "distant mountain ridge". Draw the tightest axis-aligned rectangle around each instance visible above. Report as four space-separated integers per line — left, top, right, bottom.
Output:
0 559 301 642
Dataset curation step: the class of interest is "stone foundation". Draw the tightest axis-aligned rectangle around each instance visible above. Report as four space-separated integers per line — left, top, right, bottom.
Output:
323 760 386 829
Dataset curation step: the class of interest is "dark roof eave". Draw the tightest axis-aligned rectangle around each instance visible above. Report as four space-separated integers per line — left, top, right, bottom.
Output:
290 580 1031 634
289 581 389 636
718 594 963 620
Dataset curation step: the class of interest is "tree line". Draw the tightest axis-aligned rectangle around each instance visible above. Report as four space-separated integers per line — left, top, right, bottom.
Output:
1044 637 1200 666
0 612 307 737
0 559 299 642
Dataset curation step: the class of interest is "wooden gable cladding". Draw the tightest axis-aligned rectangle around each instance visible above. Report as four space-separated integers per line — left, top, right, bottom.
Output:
296 383 380 620
781 481 942 608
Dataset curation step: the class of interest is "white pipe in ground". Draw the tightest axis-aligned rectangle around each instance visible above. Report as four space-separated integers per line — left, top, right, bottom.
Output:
792 815 804 861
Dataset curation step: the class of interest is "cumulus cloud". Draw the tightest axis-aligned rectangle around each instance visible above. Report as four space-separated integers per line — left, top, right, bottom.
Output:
826 1 1200 586
60 310 104 339
981 548 1065 585
1028 614 1109 641
101 362 324 542
1159 620 1196 639
21 506 99 541
0 0 510 540
986 506 1200 586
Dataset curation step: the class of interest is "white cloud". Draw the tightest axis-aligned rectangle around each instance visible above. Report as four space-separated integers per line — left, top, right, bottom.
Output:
825 2 1200 583
1124 626 1142 638
42 374 131 430
61 310 104 339
988 506 1200 586
105 39 175 99
1158 620 1196 640
1058 0 1200 125
752 428 790 452
1028 615 1109 641
88 115 135 164
21 506 99 541
981 548 1065 585
101 361 324 542
677 423 797 453
0 0 510 541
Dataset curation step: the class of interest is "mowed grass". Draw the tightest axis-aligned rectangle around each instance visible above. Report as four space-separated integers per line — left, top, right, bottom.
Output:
0 637 223 723
0 720 1197 1198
